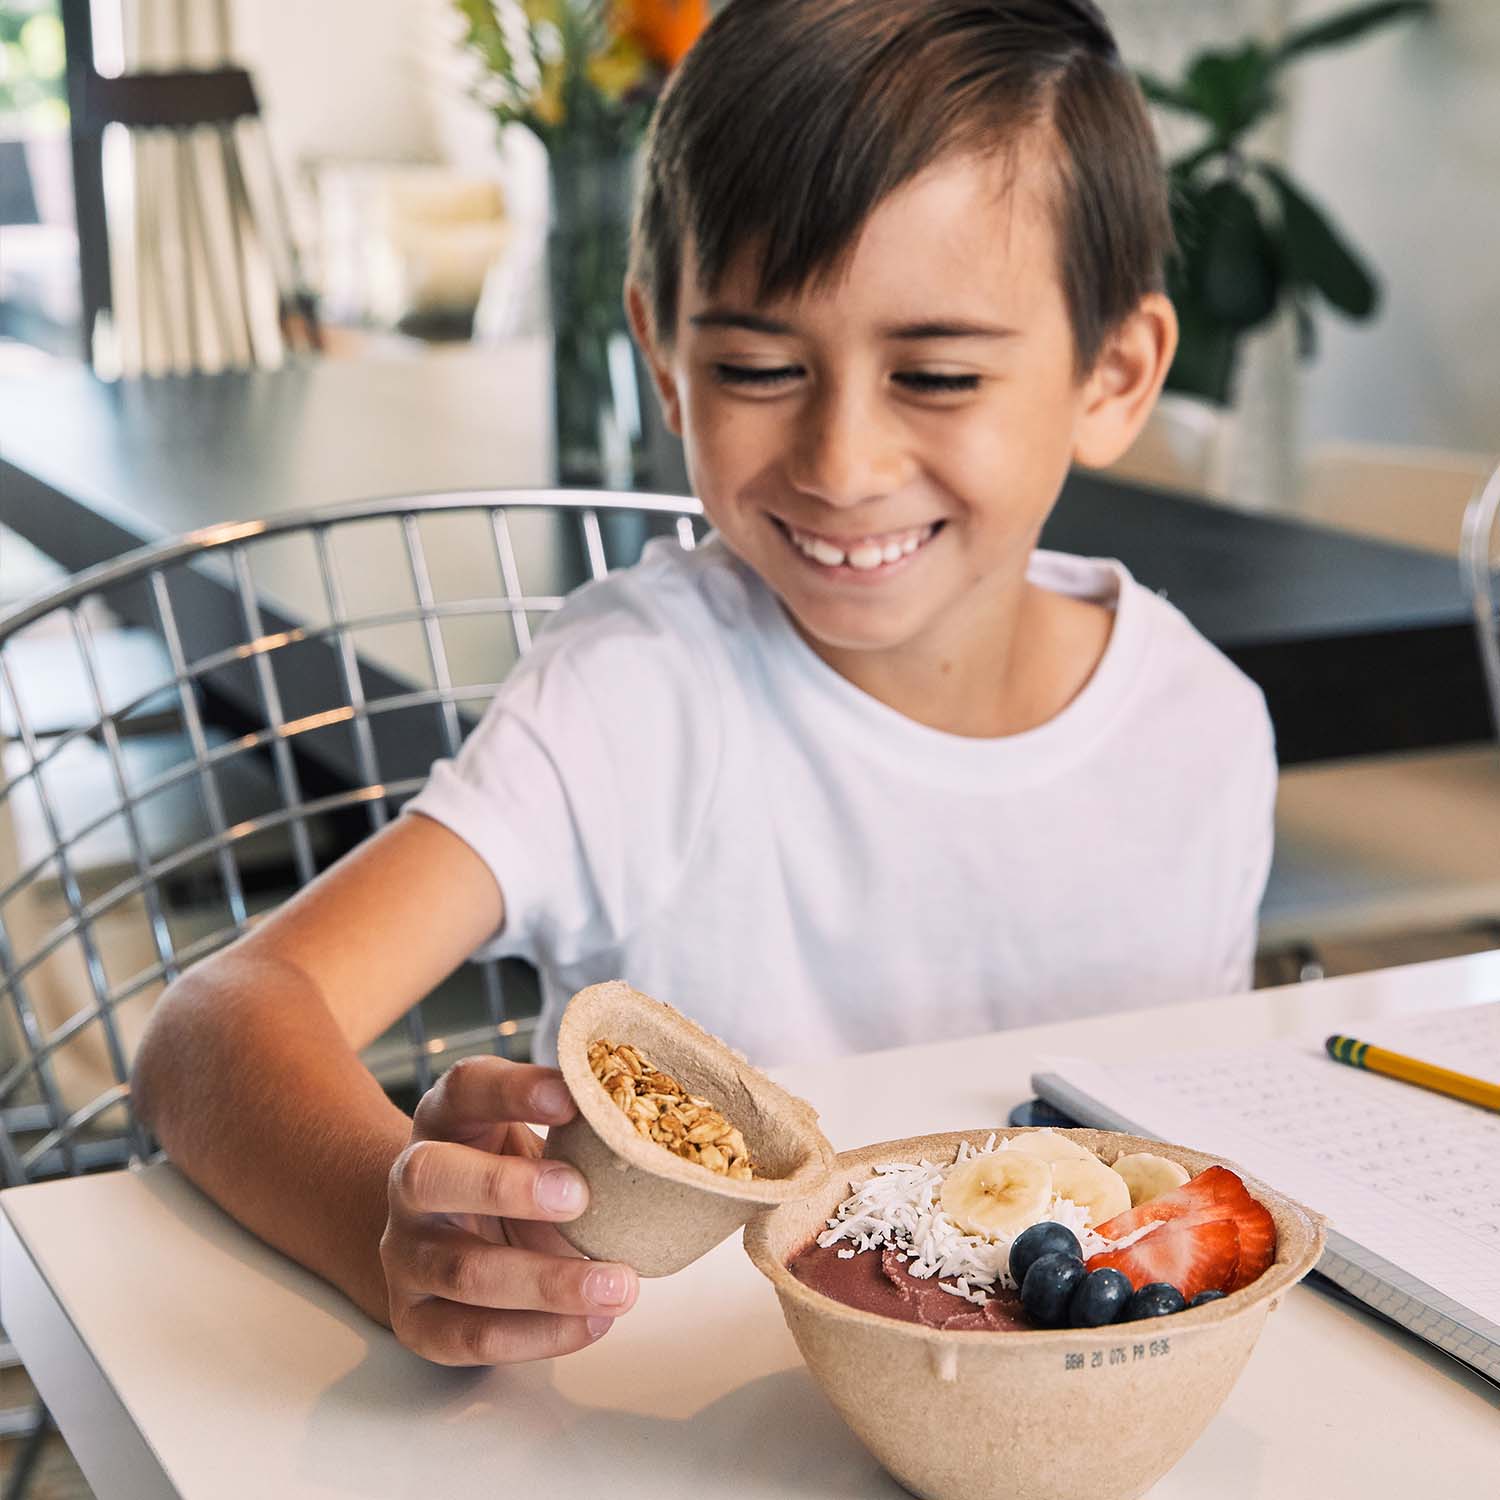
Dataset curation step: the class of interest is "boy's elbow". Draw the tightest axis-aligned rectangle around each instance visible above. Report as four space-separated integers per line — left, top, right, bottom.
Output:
129 983 181 1139
130 963 216 1142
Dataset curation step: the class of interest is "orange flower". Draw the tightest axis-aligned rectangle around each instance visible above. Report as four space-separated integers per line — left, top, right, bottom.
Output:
615 0 709 70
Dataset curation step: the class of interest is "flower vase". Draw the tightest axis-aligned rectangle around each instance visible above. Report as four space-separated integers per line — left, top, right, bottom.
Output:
546 146 648 491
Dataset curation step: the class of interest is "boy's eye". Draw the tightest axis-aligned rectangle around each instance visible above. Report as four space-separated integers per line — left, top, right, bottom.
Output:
713 363 802 387
896 371 981 394
710 365 980 394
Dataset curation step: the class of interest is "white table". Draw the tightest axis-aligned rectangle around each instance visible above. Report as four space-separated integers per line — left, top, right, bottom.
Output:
4 954 1498 1498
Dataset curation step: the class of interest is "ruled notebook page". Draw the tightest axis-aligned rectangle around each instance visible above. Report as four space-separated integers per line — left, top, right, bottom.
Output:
1040 1002 1500 1326
1356 1002 1500 1084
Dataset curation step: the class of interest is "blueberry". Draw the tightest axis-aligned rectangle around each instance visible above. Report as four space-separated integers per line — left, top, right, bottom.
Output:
1067 1267 1133 1328
1008 1222 1083 1288
1188 1290 1226 1308
1122 1282 1187 1321
1020 1252 1086 1328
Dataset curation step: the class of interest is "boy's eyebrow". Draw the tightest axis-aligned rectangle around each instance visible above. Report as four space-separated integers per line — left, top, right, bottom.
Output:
689 309 1019 340
883 319 1020 342
689 310 796 335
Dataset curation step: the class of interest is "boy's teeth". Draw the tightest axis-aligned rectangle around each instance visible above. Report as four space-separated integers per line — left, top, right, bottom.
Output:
790 524 933 569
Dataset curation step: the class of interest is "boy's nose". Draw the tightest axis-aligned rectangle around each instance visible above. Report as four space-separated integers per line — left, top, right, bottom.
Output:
785 385 911 508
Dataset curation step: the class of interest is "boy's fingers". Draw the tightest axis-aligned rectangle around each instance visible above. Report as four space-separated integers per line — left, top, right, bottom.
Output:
390 1138 588 1222
393 1299 616 1367
504 1215 581 1258
413 1056 576 1137
396 1234 639 1319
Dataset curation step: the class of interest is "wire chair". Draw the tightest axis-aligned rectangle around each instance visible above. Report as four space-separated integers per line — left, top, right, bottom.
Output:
0 489 704 1194
1461 458 1500 738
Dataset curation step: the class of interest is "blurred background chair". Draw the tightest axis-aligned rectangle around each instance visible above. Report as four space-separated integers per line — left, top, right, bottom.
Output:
1259 447 1500 981
1113 419 1500 982
1463 459 1500 736
58 0 318 376
0 489 702 1495
1297 443 1493 557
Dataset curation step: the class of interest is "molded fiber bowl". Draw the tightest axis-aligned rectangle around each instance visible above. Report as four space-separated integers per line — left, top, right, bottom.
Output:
543 981 836 1276
744 1127 1325 1500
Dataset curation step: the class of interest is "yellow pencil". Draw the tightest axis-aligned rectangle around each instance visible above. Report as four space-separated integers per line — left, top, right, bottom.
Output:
1324 1034 1500 1113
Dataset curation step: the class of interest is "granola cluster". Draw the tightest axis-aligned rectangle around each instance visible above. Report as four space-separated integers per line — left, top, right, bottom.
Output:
589 1038 755 1180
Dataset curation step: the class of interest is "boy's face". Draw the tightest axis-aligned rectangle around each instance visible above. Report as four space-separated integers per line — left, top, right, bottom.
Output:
631 145 1170 673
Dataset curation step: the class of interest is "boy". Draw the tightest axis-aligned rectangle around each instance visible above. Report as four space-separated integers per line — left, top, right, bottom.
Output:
133 0 1274 1371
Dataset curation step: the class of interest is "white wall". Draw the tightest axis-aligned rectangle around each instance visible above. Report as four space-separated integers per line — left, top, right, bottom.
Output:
230 0 442 172
1286 0 1500 457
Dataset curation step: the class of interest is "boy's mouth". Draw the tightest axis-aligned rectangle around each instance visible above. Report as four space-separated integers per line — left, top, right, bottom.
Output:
771 518 944 575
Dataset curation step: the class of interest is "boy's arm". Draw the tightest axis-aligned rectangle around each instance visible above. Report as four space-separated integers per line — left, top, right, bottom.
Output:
131 814 638 1358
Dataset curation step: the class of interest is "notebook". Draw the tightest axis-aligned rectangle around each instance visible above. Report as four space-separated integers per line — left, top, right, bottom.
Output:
1031 1000 1500 1385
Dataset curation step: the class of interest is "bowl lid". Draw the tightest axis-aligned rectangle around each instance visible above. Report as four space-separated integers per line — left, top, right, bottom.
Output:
555 981 837 1204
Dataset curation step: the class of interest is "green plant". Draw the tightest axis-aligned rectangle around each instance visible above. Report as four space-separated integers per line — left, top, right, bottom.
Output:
1137 0 1434 406
0 1 66 126
452 0 707 154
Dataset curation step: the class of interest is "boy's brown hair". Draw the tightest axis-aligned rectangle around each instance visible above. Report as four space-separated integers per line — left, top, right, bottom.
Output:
629 0 1171 375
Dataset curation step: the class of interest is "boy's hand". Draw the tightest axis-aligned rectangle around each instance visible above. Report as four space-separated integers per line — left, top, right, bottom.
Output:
381 1056 639 1365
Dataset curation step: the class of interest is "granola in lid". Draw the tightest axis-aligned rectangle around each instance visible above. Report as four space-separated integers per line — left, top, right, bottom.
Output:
543 981 836 1276
588 1038 757 1179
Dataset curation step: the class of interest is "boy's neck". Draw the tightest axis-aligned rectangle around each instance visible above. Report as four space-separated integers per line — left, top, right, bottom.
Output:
793 580 1114 740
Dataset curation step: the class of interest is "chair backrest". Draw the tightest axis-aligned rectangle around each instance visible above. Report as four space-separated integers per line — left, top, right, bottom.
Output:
0 490 704 1187
1299 442 1495 558
59 0 317 376
1461 459 1500 738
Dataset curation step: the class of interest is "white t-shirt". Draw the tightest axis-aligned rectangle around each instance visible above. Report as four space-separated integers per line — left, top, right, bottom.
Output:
408 536 1276 1068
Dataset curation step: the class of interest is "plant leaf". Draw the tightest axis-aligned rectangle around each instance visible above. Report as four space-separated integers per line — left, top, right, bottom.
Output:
1134 69 1204 117
1256 161 1379 318
1292 293 1319 360
1184 178 1282 332
1179 43 1277 141
1273 1 1433 67
1163 289 1242 407
454 0 515 80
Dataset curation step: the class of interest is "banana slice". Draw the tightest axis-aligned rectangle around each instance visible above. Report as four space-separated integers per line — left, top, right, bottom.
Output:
940 1151 1053 1239
1002 1128 1099 1165
1050 1155 1133 1228
1110 1151 1191 1207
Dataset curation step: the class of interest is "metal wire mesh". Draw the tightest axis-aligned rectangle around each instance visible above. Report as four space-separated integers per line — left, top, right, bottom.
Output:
0 490 704 1186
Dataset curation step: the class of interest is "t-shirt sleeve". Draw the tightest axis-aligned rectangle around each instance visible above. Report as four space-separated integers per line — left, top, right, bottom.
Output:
403 587 723 968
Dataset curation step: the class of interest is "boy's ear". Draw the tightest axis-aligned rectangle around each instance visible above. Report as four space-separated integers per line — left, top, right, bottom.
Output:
1071 292 1179 470
625 279 684 436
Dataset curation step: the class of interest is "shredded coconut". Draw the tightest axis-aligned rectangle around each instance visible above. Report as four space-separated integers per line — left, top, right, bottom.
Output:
815 1136 1132 1303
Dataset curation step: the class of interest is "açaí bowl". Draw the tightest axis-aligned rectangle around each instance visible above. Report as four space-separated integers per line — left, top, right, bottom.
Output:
744 1127 1325 1500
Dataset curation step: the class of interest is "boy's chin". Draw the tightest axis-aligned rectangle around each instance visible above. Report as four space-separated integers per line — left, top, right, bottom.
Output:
779 596 934 659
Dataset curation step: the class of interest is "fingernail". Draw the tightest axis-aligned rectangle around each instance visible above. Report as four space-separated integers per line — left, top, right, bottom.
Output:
535 1167 584 1214
586 1316 614 1340
532 1079 573 1118
585 1267 630 1307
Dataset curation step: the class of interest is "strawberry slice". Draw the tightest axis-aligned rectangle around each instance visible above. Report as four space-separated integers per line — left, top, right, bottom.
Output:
1094 1166 1278 1295
1094 1166 1251 1240
1086 1217 1240 1301
1223 1196 1275 1292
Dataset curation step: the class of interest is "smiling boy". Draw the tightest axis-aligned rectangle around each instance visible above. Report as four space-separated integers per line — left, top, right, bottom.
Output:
134 0 1275 1367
